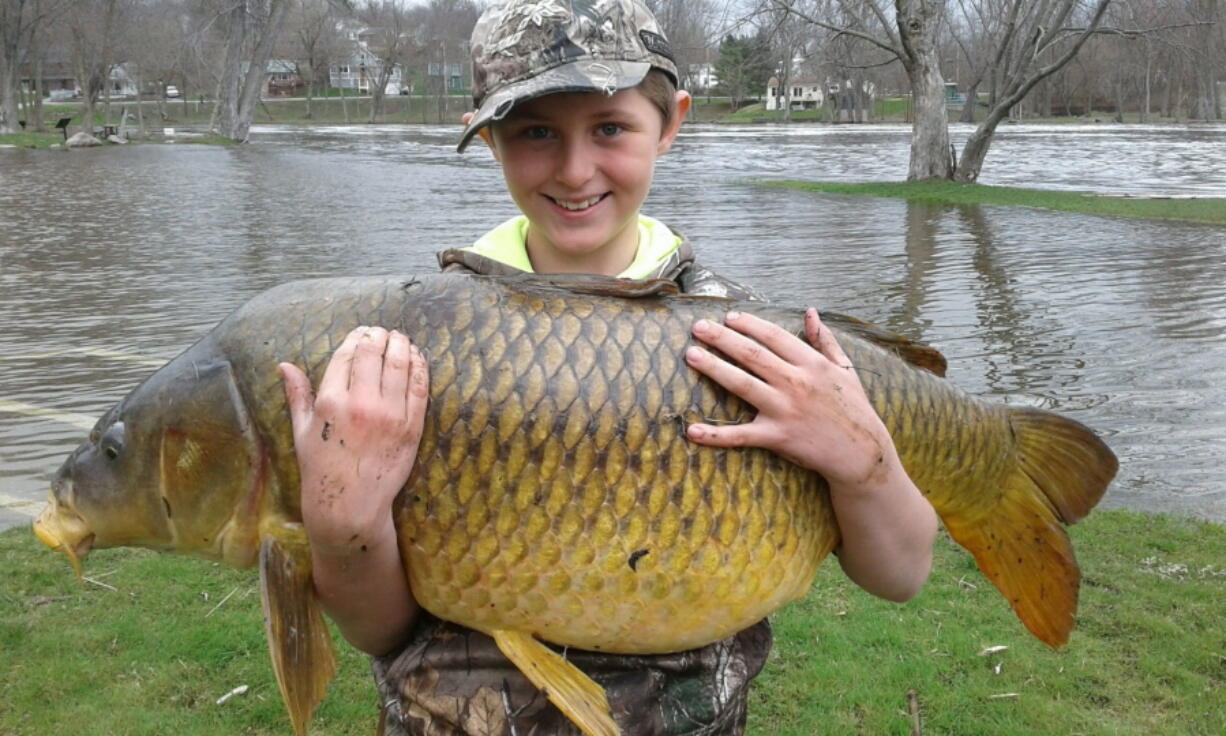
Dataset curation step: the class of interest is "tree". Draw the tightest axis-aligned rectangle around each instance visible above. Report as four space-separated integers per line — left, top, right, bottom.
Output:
1 0 67 133
715 31 773 111
65 0 134 136
207 0 291 141
774 0 1117 181
354 0 414 123
287 0 344 119
770 0 953 179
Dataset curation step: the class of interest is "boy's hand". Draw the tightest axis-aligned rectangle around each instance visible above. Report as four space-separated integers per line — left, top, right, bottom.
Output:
684 309 894 489
684 309 937 601
278 326 430 553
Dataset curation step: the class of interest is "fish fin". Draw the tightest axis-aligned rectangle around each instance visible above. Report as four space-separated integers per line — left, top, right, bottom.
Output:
259 531 337 736
491 629 619 736
820 311 948 377
940 408 1117 648
519 273 682 299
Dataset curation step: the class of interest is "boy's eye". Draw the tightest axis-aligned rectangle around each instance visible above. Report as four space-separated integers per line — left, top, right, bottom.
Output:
524 126 552 140
597 123 622 137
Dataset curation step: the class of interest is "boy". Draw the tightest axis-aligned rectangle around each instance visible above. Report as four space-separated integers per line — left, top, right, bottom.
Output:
278 1 938 734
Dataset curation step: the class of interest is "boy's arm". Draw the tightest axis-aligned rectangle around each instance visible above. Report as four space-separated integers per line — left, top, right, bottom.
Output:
278 326 428 655
684 310 937 602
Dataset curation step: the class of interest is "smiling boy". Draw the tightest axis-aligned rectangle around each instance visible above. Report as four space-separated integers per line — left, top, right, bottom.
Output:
278 1 937 734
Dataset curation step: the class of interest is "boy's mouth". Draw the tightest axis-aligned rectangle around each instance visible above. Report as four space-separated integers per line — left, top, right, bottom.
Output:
548 193 608 212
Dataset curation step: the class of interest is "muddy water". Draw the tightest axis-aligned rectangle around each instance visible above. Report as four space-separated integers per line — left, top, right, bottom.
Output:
1 122 1224 530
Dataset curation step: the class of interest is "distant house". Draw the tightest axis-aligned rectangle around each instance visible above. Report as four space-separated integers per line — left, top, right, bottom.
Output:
765 76 824 111
329 26 408 95
264 60 304 97
686 63 718 94
20 61 138 99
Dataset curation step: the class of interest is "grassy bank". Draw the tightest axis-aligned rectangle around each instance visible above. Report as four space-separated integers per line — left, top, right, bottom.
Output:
0 131 67 149
770 180 1226 226
2 510 1222 734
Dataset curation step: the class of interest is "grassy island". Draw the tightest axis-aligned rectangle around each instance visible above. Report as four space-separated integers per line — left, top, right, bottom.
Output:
769 180 1226 226
1 509 1223 735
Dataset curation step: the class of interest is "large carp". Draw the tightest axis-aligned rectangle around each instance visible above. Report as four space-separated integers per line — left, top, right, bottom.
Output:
34 274 1116 736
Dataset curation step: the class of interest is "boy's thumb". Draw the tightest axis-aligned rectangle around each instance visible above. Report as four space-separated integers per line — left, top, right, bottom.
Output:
277 362 314 427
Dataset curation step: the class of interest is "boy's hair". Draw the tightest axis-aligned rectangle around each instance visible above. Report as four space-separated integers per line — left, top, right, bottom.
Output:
639 68 678 129
458 0 678 152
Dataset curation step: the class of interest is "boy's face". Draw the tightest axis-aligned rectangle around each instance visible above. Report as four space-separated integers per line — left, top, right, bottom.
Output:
481 86 687 275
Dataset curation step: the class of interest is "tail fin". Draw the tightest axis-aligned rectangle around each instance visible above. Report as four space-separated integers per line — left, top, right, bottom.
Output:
940 408 1117 648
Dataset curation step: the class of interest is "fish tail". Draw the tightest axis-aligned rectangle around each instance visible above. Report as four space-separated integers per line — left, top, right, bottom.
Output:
940 407 1117 648
491 629 619 736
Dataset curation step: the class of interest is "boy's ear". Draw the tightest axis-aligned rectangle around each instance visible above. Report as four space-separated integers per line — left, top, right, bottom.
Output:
657 91 691 156
477 127 501 161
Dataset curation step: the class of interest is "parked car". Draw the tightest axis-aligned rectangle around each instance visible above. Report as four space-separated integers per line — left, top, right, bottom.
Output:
47 89 79 102
165 85 180 98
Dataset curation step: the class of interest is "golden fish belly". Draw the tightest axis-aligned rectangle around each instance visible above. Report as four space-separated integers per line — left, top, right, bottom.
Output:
400 445 836 653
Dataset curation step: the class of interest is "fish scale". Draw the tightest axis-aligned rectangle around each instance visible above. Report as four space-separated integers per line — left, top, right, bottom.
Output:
34 274 1117 736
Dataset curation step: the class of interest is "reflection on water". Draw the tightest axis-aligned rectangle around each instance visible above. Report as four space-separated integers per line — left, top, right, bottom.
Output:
1 123 1224 526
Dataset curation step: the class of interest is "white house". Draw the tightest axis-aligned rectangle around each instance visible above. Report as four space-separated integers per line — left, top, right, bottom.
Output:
765 76 824 111
329 26 408 95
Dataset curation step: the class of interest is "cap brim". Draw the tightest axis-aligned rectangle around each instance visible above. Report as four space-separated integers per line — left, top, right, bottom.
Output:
456 60 653 153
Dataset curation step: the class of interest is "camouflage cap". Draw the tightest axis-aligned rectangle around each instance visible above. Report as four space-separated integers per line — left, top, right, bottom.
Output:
457 0 678 152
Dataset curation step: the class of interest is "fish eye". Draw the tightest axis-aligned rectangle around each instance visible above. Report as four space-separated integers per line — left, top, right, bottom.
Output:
89 428 101 444
99 422 125 462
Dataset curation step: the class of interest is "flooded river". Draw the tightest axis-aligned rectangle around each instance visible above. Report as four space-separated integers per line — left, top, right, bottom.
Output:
2 122 1225 530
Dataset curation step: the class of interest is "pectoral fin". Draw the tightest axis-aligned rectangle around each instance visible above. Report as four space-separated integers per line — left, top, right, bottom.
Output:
491 629 619 736
259 530 336 736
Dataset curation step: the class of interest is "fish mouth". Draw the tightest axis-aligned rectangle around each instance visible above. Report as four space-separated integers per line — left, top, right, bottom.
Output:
33 495 95 583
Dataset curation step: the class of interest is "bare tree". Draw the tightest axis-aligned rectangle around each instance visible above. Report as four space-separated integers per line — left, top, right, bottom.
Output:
1 0 67 133
206 0 291 141
287 0 344 119
354 0 414 123
64 0 134 136
953 1 1113 181
775 0 952 179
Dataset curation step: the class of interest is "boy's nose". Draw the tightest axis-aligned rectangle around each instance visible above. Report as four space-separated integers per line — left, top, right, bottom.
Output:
555 138 597 188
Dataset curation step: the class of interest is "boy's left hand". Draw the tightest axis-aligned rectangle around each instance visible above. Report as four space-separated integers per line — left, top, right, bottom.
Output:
684 309 893 490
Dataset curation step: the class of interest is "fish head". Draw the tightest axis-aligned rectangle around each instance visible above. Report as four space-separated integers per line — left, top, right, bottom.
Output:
34 351 266 574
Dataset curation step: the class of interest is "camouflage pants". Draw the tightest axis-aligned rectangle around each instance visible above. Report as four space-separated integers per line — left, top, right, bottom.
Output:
372 614 772 736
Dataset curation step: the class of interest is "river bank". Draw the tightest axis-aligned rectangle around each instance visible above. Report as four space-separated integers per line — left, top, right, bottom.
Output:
2 509 1221 734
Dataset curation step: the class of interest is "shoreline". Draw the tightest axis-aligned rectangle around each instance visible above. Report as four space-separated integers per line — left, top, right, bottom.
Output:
767 179 1226 225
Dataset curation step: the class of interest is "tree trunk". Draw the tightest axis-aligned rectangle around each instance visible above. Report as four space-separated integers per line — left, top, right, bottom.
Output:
212 0 289 141
897 0 951 180
959 80 979 123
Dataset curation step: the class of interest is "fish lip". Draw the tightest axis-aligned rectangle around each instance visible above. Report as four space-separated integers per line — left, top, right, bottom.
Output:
33 493 94 583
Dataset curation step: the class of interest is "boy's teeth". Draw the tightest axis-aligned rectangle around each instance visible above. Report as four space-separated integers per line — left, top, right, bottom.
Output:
556 195 603 211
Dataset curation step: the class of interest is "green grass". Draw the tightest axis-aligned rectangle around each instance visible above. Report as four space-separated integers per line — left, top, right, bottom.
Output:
769 179 1226 226
3 510 1223 734
0 131 68 149
751 511 1226 735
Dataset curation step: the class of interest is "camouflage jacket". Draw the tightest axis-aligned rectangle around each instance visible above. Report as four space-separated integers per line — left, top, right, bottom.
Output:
370 239 770 736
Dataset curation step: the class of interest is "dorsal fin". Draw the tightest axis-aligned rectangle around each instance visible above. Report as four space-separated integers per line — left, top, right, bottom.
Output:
507 274 682 299
820 312 948 377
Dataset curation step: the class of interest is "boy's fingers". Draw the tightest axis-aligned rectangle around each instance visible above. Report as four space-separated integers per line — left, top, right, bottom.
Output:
686 422 757 449
350 326 390 398
692 317 789 380
320 327 367 394
806 309 854 371
404 345 430 442
277 362 314 430
722 311 814 366
685 345 779 413
381 331 412 412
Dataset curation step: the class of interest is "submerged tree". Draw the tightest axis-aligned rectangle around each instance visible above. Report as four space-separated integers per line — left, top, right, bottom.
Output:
208 0 290 141
773 0 1116 182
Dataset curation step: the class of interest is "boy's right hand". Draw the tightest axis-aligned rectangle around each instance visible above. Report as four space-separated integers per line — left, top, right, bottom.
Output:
278 326 430 553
